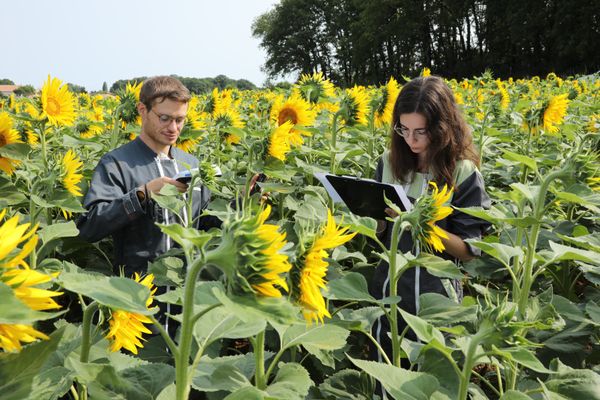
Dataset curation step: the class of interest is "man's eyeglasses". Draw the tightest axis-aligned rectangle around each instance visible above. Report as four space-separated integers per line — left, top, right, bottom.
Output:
393 123 429 141
151 109 186 127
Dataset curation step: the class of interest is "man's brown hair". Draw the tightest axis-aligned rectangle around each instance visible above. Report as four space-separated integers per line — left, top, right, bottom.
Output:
139 76 191 110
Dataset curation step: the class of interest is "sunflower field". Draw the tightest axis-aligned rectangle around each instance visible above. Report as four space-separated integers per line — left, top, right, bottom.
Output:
0 70 599 400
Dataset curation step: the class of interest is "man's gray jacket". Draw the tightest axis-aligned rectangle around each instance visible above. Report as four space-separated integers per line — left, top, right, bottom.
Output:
77 137 219 272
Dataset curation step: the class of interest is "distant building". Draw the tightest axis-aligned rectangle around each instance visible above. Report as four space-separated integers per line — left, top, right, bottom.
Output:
0 85 21 96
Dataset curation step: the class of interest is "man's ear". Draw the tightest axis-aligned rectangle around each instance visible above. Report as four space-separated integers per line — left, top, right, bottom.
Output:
137 102 146 115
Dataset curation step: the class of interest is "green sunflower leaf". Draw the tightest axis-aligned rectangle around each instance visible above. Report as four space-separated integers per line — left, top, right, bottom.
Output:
348 355 440 400
58 271 153 314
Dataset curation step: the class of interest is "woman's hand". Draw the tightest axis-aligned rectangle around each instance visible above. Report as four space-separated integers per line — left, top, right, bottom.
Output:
384 207 399 218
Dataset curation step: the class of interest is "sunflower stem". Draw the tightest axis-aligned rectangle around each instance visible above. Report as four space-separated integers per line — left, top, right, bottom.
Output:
387 219 409 367
329 113 339 175
80 301 99 363
253 330 267 390
175 254 205 400
517 165 568 315
149 315 179 359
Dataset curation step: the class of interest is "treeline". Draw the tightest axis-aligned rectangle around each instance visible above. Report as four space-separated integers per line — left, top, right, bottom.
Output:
110 74 257 94
252 0 600 86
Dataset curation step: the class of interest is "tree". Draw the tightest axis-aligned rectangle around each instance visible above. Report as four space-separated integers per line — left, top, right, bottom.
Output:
253 0 600 85
0 79 15 85
67 83 87 94
102 81 108 92
13 85 36 96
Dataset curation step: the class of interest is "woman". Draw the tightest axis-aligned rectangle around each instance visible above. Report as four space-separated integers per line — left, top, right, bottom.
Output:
370 75 491 363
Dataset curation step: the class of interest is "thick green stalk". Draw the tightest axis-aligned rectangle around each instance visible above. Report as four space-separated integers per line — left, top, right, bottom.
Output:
329 114 339 174
175 255 205 400
517 167 566 314
38 123 53 225
387 220 409 367
457 322 493 400
79 301 99 400
80 301 99 363
253 330 267 390
478 108 490 167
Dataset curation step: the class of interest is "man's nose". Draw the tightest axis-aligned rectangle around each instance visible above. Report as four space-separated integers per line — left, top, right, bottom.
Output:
167 119 179 131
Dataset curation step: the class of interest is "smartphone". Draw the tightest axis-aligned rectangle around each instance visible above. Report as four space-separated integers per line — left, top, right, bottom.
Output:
173 169 197 184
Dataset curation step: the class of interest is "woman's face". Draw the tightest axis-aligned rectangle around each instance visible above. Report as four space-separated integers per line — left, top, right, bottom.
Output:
396 112 430 156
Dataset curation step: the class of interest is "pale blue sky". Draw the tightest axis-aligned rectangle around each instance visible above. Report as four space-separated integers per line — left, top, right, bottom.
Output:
2 0 281 91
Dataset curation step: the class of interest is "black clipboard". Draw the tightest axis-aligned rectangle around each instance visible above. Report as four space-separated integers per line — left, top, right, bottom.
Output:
324 174 411 220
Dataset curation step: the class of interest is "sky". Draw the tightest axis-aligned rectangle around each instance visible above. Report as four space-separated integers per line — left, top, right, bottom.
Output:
2 0 283 91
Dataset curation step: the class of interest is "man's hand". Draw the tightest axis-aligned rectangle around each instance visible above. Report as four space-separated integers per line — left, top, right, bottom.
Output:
145 176 188 194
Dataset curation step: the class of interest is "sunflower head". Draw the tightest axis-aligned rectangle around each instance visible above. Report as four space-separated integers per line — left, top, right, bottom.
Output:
338 86 370 126
421 67 431 77
290 210 356 324
106 273 155 354
267 120 294 161
117 81 142 124
0 210 62 352
207 205 292 298
371 77 401 128
61 149 84 197
406 182 453 253
41 75 76 126
270 94 316 128
0 112 23 175
542 93 569 134
297 72 336 104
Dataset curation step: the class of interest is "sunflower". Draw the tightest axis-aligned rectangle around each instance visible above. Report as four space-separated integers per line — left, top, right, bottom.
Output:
296 72 336 104
213 107 245 145
267 120 294 161
292 210 357 324
40 75 76 126
250 206 292 297
75 115 104 138
408 182 453 253
338 86 370 126
0 209 39 269
209 205 292 298
21 123 39 146
22 101 41 120
3 267 62 311
270 94 316 128
372 77 401 128
421 67 431 77
0 210 61 352
0 112 23 175
117 81 142 125
0 324 49 352
61 149 84 197
542 94 569 134
208 88 235 115
495 80 510 110
106 273 156 354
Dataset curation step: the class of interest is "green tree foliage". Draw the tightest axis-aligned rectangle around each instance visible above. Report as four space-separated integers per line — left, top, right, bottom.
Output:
0 78 15 85
110 75 257 94
13 85 36 96
253 0 600 85
102 81 108 92
67 83 87 94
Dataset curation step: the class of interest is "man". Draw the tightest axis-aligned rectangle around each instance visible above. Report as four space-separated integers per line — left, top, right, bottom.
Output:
77 76 218 276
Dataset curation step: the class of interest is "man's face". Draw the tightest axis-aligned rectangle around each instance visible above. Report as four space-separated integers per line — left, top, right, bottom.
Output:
138 99 188 153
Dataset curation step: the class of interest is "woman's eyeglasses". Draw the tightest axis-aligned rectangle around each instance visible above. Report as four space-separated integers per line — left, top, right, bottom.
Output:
393 123 429 141
151 109 186 127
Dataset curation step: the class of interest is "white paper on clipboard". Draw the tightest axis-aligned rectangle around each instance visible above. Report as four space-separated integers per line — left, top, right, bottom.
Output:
314 172 343 203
